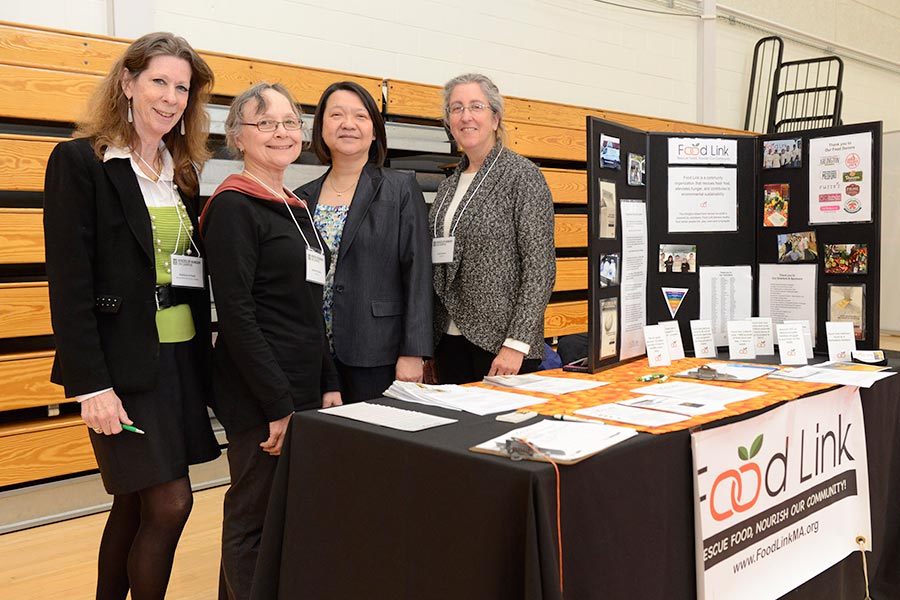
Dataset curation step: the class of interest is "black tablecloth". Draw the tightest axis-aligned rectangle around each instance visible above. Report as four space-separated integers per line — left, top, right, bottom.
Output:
252 378 900 600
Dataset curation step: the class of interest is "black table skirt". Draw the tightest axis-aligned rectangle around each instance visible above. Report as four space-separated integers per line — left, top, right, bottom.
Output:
252 377 900 600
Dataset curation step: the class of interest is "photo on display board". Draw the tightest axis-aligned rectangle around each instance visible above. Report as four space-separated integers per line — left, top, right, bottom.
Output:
658 244 697 273
598 179 617 239
777 231 818 263
627 153 645 186
599 253 620 287
827 283 866 340
763 183 789 227
762 138 802 169
600 134 621 169
599 297 618 359
824 243 868 274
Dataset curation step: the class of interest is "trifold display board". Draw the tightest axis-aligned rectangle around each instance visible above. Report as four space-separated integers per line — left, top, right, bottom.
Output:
586 118 882 373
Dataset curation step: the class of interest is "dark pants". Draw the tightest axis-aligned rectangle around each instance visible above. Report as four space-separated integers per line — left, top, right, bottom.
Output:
334 358 396 403
219 423 278 600
434 334 541 384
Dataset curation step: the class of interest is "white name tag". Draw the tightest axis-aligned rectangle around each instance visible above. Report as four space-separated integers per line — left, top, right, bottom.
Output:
306 248 326 285
170 254 204 288
432 236 455 264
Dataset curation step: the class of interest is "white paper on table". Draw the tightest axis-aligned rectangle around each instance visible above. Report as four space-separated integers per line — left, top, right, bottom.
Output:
320 402 458 431
699 266 753 347
783 320 816 358
826 321 857 361
617 394 727 417
776 322 809 365
659 320 686 360
631 381 766 404
779 366 895 389
644 324 671 367
727 320 756 360
620 200 648 360
749 317 775 355
690 320 718 358
667 167 738 232
483 374 609 395
475 420 637 460
675 362 777 382
575 403 690 427
384 381 547 415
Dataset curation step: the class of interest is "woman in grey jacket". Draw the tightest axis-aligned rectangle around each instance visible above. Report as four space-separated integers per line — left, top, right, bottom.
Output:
429 73 556 384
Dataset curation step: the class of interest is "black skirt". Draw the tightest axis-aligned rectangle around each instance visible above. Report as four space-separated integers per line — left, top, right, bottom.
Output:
88 341 220 495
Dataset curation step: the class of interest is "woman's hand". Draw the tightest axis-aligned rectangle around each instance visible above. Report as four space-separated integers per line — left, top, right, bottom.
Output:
322 391 343 408
396 356 424 383
82 390 131 435
488 346 525 377
260 413 293 456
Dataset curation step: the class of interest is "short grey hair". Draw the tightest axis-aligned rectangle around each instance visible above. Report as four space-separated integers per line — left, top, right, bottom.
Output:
223 82 301 158
441 73 507 144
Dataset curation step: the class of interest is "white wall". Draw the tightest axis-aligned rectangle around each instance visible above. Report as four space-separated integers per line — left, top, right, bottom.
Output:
881 130 900 332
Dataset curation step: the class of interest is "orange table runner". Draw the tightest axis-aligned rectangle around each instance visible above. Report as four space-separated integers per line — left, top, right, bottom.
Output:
473 358 836 434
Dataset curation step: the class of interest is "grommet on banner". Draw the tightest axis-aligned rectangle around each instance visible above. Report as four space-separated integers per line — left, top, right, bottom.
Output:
855 535 871 600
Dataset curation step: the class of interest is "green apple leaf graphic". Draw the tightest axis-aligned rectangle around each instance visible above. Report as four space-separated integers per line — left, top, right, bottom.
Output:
749 434 764 459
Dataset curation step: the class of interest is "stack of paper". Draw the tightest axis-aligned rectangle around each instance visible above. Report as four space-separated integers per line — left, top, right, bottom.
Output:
320 402 458 431
475 419 637 461
767 361 895 388
384 381 547 415
483 374 609 394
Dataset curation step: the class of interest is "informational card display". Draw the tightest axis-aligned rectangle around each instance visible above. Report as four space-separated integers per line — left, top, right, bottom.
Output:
598 179 617 239
690 320 718 358
758 264 817 334
668 167 738 233
699 266 753 347
643 324 671 367
727 321 755 360
783 319 816 358
659 320 686 360
692 386 871 600
775 322 808 365
668 137 738 165
748 317 775 355
619 200 648 360
808 131 872 224
825 321 857 361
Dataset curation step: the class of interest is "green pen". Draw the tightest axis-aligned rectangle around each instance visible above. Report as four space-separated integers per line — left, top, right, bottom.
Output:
121 423 146 435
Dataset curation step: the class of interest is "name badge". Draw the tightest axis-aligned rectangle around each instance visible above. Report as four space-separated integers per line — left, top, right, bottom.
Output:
306 248 326 285
432 236 455 264
170 254 204 288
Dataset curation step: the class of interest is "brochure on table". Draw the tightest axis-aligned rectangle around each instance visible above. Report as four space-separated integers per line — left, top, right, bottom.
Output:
585 118 882 372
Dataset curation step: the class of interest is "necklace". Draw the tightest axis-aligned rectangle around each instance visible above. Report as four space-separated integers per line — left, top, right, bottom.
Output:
327 174 358 197
133 149 162 182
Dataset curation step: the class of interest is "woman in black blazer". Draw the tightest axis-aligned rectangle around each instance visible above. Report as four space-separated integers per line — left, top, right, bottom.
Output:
295 81 432 403
202 82 342 600
43 33 219 599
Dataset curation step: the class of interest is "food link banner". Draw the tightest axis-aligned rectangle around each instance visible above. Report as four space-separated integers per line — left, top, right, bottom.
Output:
691 386 870 600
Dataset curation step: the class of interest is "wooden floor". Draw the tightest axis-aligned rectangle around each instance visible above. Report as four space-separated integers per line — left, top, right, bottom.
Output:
0 485 226 599
4 333 900 598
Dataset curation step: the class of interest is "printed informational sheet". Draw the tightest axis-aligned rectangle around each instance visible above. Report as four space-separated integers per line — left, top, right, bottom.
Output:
809 131 872 224
668 167 738 232
699 266 753 347
758 264 817 334
619 200 648 360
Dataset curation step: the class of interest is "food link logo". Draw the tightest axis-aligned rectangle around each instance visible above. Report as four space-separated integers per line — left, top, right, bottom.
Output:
677 142 730 158
698 414 856 523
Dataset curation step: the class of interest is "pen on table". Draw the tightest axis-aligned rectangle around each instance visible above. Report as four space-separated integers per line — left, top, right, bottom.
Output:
553 414 602 424
121 423 145 435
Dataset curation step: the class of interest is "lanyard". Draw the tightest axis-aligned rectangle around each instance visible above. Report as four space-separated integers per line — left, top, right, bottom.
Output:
242 170 324 254
432 146 504 239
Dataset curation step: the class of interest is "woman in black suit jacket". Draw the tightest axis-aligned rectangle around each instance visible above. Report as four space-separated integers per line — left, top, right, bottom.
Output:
43 33 219 599
295 81 432 403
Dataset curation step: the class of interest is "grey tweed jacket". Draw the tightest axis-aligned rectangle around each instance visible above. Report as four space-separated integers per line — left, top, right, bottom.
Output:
429 142 556 359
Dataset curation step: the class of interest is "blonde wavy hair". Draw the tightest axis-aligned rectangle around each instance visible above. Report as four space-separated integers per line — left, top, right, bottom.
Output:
75 32 214 197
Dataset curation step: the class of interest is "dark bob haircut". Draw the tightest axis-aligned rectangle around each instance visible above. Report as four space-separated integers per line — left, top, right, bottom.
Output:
310 81 387 166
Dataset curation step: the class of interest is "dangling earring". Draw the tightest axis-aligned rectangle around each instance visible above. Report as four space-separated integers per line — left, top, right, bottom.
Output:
127 98 133 123
179 118 186 136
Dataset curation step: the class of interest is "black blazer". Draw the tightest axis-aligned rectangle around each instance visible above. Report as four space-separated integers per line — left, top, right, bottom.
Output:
43 137 211 398
295 165 432 367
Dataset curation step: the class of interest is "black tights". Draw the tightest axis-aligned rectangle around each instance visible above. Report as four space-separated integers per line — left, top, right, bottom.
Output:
96 476 193 600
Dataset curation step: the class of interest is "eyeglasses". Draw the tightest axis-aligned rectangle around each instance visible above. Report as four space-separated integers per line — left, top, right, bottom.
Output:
241 118 302 132
448 102 491 117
